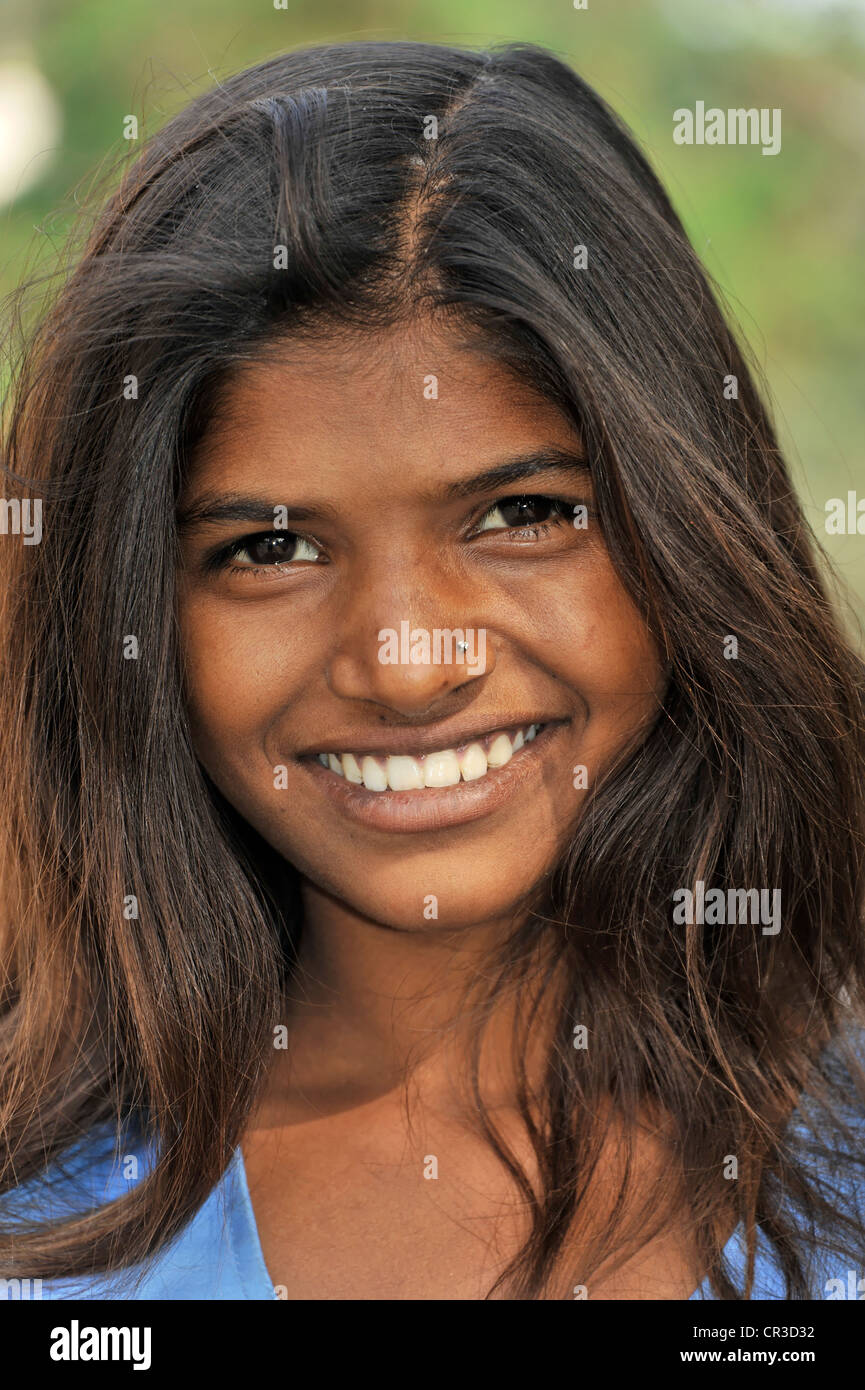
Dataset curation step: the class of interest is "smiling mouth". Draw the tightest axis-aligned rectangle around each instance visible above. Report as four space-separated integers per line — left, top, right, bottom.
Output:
312 722 545 793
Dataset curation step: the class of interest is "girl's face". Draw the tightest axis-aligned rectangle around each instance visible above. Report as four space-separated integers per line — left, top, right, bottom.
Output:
177 322 665 930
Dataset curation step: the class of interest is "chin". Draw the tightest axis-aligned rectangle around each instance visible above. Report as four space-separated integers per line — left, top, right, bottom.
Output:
310 868 546 935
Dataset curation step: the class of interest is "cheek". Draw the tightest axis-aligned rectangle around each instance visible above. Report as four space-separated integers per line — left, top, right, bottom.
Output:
530 559 664 753
494 547 663 698
576 583 662 704
178 596 288 760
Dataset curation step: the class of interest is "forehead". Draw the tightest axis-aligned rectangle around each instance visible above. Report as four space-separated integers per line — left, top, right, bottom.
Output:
186 321 581 498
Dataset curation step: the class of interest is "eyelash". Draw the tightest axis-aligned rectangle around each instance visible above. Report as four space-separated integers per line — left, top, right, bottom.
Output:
207 532 322 578
469 494 581 542
204 493 591 578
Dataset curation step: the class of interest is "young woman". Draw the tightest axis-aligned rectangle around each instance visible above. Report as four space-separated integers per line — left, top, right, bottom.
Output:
1 39 864 1301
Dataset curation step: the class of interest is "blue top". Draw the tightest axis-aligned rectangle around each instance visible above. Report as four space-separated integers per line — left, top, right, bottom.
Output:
4 1042 865 1300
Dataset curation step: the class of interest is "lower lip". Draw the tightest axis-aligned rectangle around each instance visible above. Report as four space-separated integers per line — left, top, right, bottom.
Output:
297 723 567 833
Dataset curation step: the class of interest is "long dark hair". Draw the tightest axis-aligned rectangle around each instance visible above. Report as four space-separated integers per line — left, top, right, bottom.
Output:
2 39 864 1298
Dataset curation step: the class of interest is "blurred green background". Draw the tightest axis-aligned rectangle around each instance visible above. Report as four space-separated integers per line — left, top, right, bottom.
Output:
1 0 863 614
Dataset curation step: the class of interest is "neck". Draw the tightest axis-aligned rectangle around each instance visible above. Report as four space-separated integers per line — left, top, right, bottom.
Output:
259 877 555 1122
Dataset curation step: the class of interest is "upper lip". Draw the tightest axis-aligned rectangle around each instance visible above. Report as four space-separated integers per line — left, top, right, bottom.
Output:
296 716 568 760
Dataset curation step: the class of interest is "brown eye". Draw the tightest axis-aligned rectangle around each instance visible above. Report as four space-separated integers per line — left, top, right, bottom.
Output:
473 495 572 533
226 532 322 567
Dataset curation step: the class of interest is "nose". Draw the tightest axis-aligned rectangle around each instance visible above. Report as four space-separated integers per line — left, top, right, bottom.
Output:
325 569 495 718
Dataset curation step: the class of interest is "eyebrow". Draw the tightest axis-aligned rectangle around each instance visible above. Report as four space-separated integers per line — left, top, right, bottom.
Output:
440 447 590 500
176 446 590 531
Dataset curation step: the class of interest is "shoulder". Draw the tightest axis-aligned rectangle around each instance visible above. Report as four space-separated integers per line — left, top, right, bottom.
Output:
1 1122 271 1300
695 1023 865 1301
1 1121 144 1242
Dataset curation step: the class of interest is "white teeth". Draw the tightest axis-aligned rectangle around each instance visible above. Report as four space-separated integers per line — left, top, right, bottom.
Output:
459 742 488 781
386 754 425 790
342 752 363 783
423 750 462 787
486 733 513 768
361 755 388 791
315 723 545 792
